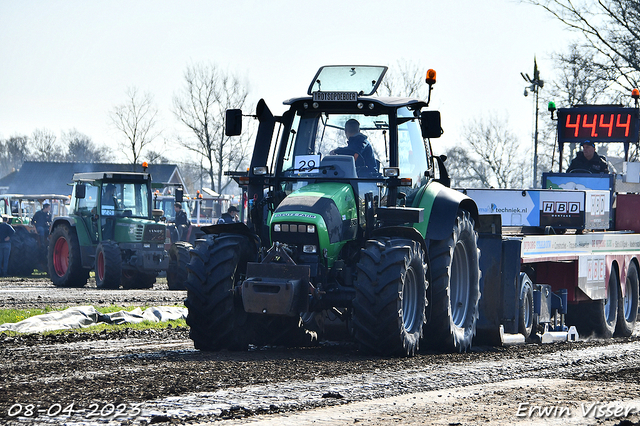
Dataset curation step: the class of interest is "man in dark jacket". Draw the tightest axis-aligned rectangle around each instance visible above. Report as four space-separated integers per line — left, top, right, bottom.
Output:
32 203 52 241
331 119 378 173
566 140 609 174
173 202 190 241
0 217 15 276
218 205 239 224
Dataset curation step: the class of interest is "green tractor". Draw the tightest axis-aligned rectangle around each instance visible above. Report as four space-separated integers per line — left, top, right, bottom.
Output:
184 65 481 356
48 172 169 289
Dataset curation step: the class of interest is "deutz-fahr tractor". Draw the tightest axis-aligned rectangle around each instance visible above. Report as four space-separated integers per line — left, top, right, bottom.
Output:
48 172 169 289
184 65 481 356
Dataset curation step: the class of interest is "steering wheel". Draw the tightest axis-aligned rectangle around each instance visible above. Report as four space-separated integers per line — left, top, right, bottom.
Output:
568 168 592 174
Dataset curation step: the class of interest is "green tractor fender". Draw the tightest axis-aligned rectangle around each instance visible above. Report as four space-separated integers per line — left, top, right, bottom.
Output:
413 182 479 242
51 216 94 247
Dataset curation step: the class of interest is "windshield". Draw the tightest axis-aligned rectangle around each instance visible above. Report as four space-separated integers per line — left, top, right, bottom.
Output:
101 182 150 218
308 66 387 96
279 107 430 185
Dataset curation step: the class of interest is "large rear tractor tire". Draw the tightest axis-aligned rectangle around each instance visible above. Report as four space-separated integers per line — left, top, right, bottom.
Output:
423 209 480 353
184 234 257 351
352 237 428 357
9 228 39 276
95 240 122 289
48 225 89 288
167 242 192 290
615 262 639 337
567 265 619 338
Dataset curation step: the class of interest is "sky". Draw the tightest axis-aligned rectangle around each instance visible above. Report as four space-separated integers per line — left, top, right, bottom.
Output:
0 0 574 166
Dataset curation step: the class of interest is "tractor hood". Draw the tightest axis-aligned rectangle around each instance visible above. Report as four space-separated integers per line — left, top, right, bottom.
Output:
271 182 357 244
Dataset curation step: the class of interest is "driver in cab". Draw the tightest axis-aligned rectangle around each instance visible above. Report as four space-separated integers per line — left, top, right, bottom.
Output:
566 140 609 174
330 119 378 172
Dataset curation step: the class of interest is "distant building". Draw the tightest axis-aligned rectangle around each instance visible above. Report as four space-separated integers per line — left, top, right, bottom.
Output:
0 161 188 196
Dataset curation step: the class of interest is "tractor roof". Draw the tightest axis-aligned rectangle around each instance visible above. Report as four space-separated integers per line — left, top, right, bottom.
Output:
284 95 428 109
72 172 151 182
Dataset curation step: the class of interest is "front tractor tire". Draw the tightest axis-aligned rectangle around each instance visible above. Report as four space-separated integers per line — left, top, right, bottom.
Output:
95 241 122 289
167 241 192 290
48 225 89 288
184 234 256 351
423 209 480 353
352 237 428 357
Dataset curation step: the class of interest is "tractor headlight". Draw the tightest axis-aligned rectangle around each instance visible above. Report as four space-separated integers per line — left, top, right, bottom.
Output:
306 224 316 233
383 167 400 177
303 245 317 253
273 224 281 232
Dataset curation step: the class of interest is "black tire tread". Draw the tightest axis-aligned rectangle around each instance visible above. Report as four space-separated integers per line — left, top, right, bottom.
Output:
423 210 480 353
352 237 427 356
48 225 89 288
167 241 192 290
96 240 122 289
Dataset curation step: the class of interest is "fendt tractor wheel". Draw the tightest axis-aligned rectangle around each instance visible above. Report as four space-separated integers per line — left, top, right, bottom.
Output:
167 241 192 290
184 234 256 351
8 228 38 276
352 237 428 357
48 225 89 288
95 241 122 289
568 265 619 338
615 262 639 337
423 209 480 353
518 272 537 340
121 271 156 289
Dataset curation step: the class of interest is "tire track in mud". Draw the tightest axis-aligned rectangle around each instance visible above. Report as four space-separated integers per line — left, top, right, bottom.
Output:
134 340 640 424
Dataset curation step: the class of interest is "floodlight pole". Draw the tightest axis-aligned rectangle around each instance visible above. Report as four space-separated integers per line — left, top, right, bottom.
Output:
533 84 540 188
522 58 544 188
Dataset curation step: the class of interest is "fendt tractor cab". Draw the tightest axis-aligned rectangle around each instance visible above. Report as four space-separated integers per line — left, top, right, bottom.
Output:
48 172 169 289
184 65 481 356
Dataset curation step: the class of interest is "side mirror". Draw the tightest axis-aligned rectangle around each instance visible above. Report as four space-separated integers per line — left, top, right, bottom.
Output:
225 109 242 136
175 188 184 203
76 183 86 199
420 111 442 139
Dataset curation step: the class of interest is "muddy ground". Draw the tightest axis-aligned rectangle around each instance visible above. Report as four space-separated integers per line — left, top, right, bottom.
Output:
1 277 640 426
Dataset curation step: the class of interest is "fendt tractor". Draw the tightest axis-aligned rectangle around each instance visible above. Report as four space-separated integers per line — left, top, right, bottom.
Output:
48 172 169 289
184 65 481 356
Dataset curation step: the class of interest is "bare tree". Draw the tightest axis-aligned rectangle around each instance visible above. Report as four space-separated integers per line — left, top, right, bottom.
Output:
525 0 640 96
110 87 161 165
172 63 253 194
31 128 65 161
461 114 530 188
144 149 171 164
443 146 487 188
63 129 112 163
380 59 431 100
0 135 29 177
